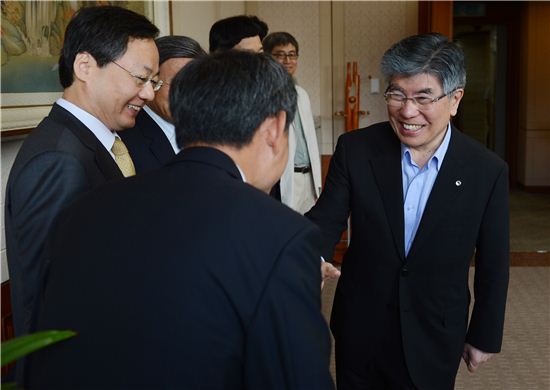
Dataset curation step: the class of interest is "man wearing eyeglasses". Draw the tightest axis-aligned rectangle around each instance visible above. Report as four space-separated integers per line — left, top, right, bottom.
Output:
4 6 159 345
120 35 206 174
307 33 509 390
263 32 323 216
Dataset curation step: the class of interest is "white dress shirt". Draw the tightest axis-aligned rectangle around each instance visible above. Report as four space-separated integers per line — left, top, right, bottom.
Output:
56 98 117 159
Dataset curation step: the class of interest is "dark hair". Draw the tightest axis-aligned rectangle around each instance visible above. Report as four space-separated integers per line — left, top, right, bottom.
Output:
59 6 159 88
170 51 296 149
263 32 299 55
156 35 206 65
381 33 466 94
209 15 268 53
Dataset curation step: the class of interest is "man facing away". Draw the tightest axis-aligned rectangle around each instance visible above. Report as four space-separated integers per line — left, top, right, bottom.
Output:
263 32 323 215
120 35 206 173
4 5 160 339
27 50 334 390
209 18 340 285
307 33 509 389
209 15 268 53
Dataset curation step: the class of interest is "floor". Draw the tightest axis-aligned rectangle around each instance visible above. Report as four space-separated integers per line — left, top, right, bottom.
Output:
321 189 550 389
509 189 550 253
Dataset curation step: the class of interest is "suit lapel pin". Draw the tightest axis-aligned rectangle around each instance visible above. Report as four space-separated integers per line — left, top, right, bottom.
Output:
455 180 462 187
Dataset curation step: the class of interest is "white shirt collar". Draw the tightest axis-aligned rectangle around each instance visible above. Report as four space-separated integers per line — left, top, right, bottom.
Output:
56 98 116 158
235 163 247 182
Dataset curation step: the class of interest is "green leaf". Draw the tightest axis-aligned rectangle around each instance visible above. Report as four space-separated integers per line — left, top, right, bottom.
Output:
1 330 76 366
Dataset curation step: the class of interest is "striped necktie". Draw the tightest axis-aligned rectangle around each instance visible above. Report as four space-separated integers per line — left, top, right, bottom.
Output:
111 137 136 177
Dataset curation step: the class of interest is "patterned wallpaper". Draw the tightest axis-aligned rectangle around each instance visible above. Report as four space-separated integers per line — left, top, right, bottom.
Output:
255 1 322 119
343 1 418 128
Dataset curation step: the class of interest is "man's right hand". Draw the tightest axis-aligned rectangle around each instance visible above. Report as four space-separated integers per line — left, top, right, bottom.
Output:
321 261 341 289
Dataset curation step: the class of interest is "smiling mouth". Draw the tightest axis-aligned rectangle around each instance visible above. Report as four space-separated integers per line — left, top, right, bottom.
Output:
127 104 142 112
402 123 423 132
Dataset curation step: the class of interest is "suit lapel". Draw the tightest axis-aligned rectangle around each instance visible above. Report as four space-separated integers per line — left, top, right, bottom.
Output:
407 128 465 258
137 111 176 165
50 104 123 180
370 128 405 261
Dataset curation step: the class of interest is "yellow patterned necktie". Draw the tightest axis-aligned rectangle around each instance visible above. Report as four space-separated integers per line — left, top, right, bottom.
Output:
111 137 136 177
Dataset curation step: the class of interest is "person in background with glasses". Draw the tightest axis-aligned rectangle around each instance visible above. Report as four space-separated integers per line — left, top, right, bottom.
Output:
263 32 323 216
264 32 340 288
120 36 206 174
306 33 509 390
4 6 159 363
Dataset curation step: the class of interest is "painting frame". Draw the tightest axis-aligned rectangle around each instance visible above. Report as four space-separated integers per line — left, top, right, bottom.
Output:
1 1 171 137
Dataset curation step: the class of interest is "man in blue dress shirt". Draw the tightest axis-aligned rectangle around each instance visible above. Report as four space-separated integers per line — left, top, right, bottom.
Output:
307 33 509 390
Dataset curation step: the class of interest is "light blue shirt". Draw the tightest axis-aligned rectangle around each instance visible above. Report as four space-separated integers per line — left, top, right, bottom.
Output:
293 109 310 167
402 124 452 256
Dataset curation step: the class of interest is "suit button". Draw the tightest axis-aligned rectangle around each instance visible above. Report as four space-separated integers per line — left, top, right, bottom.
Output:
401 265 409 277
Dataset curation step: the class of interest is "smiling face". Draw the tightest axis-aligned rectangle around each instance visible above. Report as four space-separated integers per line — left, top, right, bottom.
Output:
149 57 193 122
86 38 160 131
271 43 298 76
386 73 463 157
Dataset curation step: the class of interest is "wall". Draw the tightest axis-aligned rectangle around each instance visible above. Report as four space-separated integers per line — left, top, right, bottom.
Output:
251 2 330 152
518 2 550 187
170 1 245 49
339 1 418 131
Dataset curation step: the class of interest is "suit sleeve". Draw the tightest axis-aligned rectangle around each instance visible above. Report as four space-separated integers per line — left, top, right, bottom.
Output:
244 225 334 390
7 152 89 334
466 163 510 352
306 136 351 260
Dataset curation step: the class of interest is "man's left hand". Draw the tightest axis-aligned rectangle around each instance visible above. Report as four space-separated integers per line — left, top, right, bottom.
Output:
462 343 493 373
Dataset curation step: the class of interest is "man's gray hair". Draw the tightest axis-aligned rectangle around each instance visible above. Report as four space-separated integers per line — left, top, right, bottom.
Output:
381 33 466 94
155 35 206 65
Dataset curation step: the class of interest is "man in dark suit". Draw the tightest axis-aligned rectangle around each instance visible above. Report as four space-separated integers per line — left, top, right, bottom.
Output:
27 51 334 389
4 6 160 339
120 35 206 173
306 33 509 389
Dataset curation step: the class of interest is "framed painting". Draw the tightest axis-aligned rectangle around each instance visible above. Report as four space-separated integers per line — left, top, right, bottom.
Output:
1 1 171 136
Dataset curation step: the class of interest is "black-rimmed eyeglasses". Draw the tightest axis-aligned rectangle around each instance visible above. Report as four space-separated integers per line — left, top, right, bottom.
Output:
272 52 299 61
112 61 163 92
384 89 458 110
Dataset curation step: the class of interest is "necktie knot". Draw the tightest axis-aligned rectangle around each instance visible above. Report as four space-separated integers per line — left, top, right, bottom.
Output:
112 137 136 177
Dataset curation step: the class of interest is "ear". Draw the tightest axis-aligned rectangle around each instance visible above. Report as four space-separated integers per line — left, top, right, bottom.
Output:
73 52 96 82
263 111 288 152
449 88 465 117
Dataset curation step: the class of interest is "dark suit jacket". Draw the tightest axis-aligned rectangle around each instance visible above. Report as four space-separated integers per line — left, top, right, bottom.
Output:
306 122 509 390
4 103 123 337
28 147 334 389
119 109 176 174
